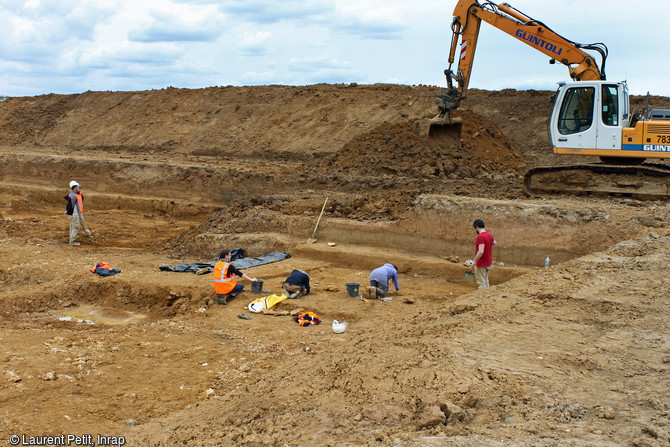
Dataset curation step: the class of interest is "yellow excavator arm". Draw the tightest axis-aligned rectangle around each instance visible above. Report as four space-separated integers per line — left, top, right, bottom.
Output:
436 1 607 119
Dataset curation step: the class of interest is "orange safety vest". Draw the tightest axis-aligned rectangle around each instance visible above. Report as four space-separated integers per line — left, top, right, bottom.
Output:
294 311 321 326
212 260 237 294
91 262 111 273
76 192 84 213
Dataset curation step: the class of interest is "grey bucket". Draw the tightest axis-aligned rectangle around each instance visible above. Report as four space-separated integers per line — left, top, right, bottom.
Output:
345 282 360 297
462 271 475 284
251 279 264 294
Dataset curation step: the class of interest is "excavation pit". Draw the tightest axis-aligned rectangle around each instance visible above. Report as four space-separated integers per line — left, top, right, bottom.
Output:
0 85 667 446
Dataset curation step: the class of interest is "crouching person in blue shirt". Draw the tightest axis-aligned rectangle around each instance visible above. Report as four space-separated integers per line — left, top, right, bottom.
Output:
282 269 310 299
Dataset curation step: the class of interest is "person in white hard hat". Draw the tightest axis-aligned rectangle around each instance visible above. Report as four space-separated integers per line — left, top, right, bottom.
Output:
64 180 92 246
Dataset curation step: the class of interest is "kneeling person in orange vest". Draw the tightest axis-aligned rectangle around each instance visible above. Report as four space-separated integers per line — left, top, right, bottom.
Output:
213 248 257 305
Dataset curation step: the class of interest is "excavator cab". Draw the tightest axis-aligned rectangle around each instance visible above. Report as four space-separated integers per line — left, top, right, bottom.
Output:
550 81 632 157
555 86 595 135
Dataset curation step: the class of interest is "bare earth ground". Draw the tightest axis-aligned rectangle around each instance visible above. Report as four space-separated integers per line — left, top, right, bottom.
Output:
0 84 668 446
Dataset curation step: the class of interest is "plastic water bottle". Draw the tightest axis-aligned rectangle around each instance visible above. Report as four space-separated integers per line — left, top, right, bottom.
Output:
544 257 550 269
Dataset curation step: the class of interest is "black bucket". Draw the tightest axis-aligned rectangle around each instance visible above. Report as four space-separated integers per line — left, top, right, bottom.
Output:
345 282 360 297
251 279 264 294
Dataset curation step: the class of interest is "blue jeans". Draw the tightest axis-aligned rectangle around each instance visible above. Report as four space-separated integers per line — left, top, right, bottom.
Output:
370 280 388 297
216 283 244 304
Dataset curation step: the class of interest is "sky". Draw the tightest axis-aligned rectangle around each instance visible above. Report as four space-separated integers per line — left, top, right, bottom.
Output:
1 0 668 98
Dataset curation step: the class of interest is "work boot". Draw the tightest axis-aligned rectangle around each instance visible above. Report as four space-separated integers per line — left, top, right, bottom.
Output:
217 295 228 305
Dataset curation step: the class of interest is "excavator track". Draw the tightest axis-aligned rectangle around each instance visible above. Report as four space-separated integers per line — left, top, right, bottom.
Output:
524 163 670 199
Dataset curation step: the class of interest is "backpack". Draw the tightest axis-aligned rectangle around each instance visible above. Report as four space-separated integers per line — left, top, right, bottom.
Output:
64 194 74 215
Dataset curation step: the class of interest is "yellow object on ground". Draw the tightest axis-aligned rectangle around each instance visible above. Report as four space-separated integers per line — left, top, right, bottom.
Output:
248 294 288 313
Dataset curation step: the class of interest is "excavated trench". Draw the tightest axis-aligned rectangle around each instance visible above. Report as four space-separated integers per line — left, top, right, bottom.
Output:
1 155 657 325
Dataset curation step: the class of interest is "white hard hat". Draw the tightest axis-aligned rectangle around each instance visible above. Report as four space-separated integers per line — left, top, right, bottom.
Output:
332 320 348 334
248 301 264 313
69 181 80 188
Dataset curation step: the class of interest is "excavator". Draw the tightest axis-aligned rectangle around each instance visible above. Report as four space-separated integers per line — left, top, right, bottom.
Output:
427 0 670 198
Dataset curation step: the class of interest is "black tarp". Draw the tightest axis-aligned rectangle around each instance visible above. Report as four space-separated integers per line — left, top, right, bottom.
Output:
159 250 291 273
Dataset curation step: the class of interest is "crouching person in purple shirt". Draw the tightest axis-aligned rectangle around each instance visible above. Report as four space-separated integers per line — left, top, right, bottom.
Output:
366 263 399 300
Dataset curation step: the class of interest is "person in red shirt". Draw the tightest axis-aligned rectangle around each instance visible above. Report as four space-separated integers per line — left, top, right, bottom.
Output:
470 219 496 288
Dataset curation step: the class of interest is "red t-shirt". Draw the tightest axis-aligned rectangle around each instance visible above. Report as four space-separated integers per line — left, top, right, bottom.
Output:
475 231 495 267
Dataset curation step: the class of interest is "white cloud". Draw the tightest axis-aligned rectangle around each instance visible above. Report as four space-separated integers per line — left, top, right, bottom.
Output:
238 31 272 56
0 0 668 96
0 1 116 64
128 7 223 42
239 69 279 85
218 0 333 24
286 57 359 84
333 1 404 39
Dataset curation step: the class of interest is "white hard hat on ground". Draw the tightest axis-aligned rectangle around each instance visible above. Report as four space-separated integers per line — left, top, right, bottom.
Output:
69 181 81 188
332 320 348 334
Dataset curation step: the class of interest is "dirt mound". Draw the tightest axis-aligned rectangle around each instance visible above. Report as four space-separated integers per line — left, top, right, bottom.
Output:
0 85 443 157
1 86 666 170
312 110 524 179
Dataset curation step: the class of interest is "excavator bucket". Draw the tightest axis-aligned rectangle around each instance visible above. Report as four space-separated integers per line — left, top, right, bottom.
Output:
420 88 463 139
420 114 463 139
